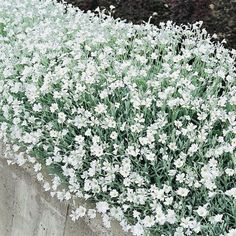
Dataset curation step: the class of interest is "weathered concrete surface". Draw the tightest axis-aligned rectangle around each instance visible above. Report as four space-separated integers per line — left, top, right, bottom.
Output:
0 158 65 236
0 144 130 236
0 157 98 236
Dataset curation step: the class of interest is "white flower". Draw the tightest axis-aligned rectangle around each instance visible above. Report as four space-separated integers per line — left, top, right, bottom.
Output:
33 103 42 112
102 214 111 228
70 210 78 221
169 142 177 151
174 227 184 236
126 146 139 157
110 131 118 140
225 188 236 198
176 188 189 197
133 210 141 218
58 112 66 123
75 135 84 144
110 207 123 220
225 168 235 176
90 143 104 157
95 103 107 114
70 206 86 220
209 214 223 224
43 182 51 192
109 5 115 10
96 201 109 213
195 206 208 217
110 189 119 198
65 191 71 200
132 223 144 236
75 206 86 218
174 158 185 168
227 229 236 236
87 209 96 219
50 103 58 112
166 209 176 224
33 163 42 172
85 129 92 136
142 215 155 227
188 143 199 156
191 221 201 233
151 52 158 60
100 90 108 99
36 173 44 181
168 169 177 176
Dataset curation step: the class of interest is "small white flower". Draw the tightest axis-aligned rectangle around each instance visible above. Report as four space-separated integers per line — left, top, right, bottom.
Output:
70 210 77 221
43 182 51 192
151 52 158 60
188 144 199 156
50 103 58 113
169 142 177 151
176 187 189 197
75 206 86 218
195 206 208 217
110 131 118 140
100 90 108 99
142 215 155 227
225 168 235 176
209 214 223 224
90 143 104 157
102 214 111 228
75 135 84 144
133 210 141 218
95 103 107 114
96 201 109 213
110 189 119 198
227 229 236 236
87 209 96 219
126 146 139 157
166 209 176 224
58 112 66 123
225 188 236 198
33 103 42 112
34 163 42 172
132 223 144 236
65 191 71 200
109 5 115 10
174 158 184 168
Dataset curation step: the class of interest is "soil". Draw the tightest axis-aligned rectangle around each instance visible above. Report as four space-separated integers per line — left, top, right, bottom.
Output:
62 0 236 50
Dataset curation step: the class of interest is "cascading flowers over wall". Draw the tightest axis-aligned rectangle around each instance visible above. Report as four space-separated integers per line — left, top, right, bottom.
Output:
0 0 236 235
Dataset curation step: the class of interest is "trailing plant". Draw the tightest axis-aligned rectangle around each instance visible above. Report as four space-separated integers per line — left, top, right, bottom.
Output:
0 0 236 235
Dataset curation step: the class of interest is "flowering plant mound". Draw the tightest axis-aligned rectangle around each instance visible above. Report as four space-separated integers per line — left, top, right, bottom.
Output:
0 0 236 235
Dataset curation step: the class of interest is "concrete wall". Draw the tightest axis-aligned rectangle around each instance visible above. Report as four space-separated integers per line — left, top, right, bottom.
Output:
0 145 130 236
0 157 97 236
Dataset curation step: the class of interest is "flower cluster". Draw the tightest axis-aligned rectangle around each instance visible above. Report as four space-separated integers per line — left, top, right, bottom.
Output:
0 0 236 235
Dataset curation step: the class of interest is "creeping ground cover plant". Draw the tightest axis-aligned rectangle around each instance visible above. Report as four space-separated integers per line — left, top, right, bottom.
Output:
0 0 236 235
